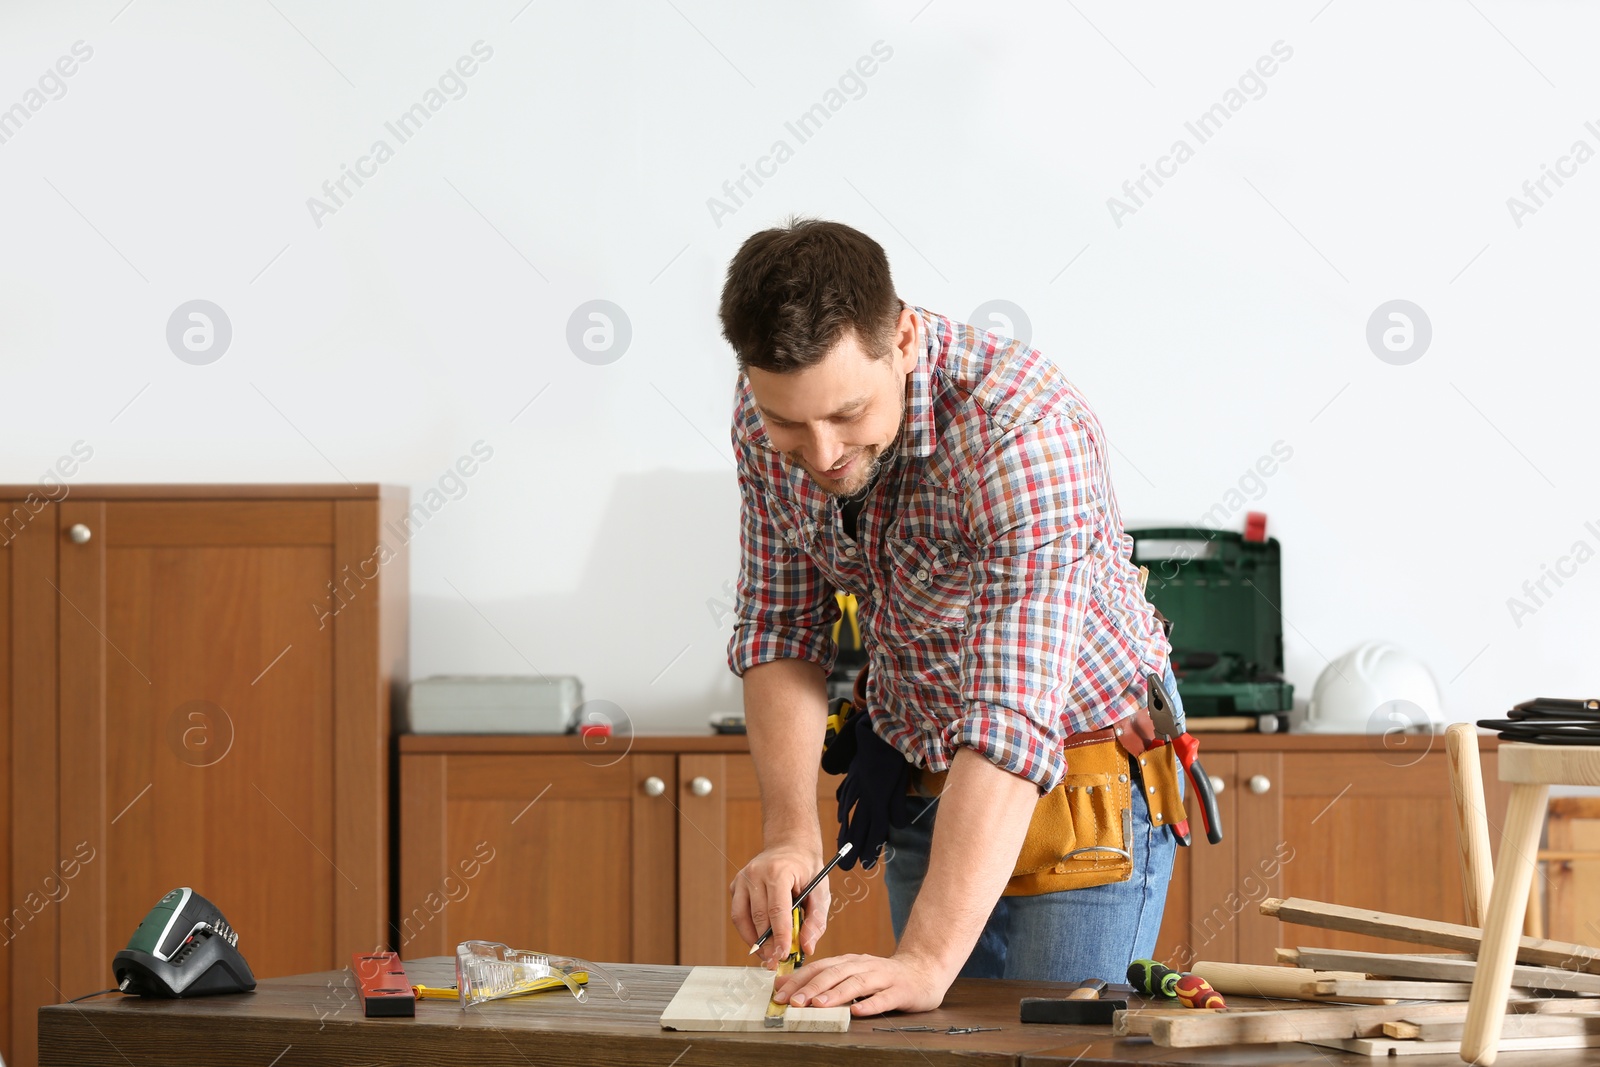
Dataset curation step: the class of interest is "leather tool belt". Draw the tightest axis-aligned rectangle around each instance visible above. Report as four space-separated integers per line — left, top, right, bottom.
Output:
907 701 1188 897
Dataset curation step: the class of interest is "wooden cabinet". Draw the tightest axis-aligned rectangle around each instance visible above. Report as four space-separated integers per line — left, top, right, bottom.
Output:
397 739 897 968
397 750 677 965
0 484 407 1067
1153 735 1512 968
404 733 1510 981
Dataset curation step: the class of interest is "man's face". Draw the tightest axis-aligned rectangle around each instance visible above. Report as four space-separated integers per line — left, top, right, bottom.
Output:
747 308 918 496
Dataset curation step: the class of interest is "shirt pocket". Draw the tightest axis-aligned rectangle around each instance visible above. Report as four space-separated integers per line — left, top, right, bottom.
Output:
884 535 969 635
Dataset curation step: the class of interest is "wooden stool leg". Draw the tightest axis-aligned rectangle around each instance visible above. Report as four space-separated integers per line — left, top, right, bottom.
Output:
1461 782 1550 1065
1448 724 1495 926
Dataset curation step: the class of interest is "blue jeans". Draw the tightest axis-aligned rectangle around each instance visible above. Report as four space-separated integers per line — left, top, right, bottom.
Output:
883 668 1183 983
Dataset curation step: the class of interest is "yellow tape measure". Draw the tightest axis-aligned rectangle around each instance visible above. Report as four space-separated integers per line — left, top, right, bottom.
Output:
413 971 589 1001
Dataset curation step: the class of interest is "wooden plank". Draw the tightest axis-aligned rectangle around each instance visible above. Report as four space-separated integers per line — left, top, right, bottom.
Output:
659 966 849 1032
1113 1007 1224 1036
1261 895 1600 974
1401 1010 1600 1041
1312 1032 1600 1056
1148 998 1542 1047
1277 947 1475 964
1314 978 1498 1001
1293 944 1600 994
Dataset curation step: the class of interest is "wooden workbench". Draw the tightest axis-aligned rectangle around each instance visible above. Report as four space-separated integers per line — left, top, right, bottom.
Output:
38 957 1600 1066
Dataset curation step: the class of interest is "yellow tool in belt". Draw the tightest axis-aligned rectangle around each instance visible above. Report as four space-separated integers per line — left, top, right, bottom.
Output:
829 592 861 652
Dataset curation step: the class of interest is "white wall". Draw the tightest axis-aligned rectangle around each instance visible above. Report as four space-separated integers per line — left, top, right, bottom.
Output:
3 0 1595 735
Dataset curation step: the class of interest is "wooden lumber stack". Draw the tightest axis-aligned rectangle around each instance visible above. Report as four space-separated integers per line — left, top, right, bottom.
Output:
1112 896 1600 1057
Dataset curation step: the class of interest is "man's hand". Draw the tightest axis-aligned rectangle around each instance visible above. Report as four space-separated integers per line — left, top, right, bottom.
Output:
730 840 831 965
773 951 951 1016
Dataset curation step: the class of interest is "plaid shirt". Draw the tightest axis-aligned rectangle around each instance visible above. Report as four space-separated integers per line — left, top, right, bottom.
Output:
727 305 1171 793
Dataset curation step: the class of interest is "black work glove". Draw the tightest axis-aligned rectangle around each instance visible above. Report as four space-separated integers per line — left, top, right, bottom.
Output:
834 711 912 870
819 698 858 777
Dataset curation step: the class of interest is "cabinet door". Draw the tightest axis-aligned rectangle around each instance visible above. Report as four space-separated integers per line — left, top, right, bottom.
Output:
677 754 895 966
3 502 59 1067
398 752 676 964
1241 747 1510 961
54 498 388 998
1153 752 1241 967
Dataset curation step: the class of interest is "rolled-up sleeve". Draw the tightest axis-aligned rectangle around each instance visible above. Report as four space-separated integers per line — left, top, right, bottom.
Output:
727 434 840 677
945 413 1104 793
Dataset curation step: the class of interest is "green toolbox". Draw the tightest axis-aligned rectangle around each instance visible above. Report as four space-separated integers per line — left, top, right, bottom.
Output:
1128 526 1293 728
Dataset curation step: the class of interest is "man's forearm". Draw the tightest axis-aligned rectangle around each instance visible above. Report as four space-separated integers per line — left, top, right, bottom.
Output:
742 658 829 846
895 747 1039 977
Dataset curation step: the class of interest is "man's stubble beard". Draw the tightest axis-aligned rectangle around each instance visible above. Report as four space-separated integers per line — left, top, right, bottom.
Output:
789 386 907 498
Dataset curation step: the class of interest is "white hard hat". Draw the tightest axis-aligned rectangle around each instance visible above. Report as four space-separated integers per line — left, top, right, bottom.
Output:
1302 641 1443 735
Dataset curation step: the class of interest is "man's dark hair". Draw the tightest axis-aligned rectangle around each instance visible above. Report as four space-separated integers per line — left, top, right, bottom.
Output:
719 218 900 373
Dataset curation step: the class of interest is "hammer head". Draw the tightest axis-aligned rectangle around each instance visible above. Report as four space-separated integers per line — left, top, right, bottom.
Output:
1020 997 1129 1026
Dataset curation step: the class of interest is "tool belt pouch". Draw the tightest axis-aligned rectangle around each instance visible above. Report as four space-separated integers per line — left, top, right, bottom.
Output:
1002 710 1188 897
1004 736 1131 896
1141 742 1188 837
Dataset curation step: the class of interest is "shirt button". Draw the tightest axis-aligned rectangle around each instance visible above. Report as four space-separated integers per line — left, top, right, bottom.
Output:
844 546 857 557
872 590 882 602
914 568 929 582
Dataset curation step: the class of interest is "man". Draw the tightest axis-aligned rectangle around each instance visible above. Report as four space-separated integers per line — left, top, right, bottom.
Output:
721 218 1184 1017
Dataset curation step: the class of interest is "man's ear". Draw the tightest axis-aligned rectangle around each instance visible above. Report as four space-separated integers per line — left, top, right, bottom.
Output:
891 307 918 375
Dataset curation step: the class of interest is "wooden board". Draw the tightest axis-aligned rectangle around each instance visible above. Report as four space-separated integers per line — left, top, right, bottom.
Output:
1311 1032 1600 1056
1292 944 1600 994
1314 978 1490 1001
659 967 850 1032
1263 895 1600 974
1148 998 1543 1047
1398 1010 1600 1041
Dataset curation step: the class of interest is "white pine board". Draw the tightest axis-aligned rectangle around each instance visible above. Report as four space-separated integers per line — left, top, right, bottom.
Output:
1310 1033 1600 1057
659 966 851 1033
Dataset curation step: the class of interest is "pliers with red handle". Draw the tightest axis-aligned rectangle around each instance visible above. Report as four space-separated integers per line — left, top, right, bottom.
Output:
1144 672 1223 846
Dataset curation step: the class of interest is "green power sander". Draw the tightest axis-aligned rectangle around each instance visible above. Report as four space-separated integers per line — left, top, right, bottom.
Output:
112 887 256 997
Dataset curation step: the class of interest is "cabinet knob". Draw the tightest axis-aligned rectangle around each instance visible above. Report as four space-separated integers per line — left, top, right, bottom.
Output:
690 776 714 797
1209 775 1225 794
68 523 92 544
1248 774 1272 795
642 776 665 797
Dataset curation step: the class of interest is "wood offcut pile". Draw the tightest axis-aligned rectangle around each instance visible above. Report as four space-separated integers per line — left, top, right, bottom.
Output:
1114 896 1600 1057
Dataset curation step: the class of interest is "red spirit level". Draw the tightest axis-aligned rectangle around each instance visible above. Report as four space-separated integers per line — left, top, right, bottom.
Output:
353 951 415 1018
